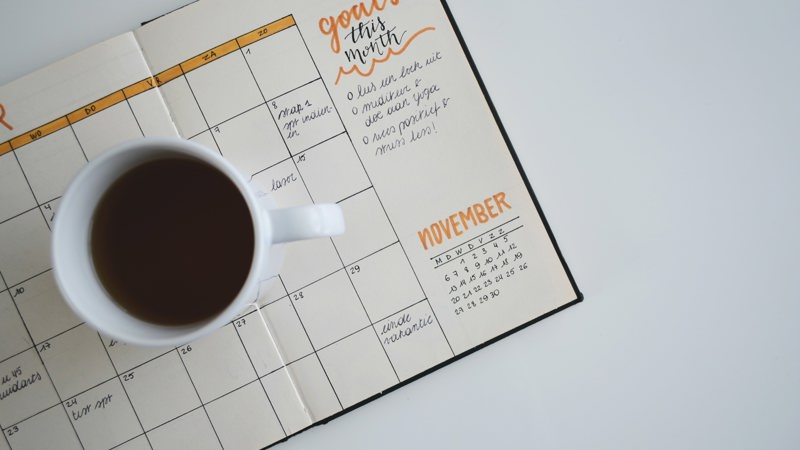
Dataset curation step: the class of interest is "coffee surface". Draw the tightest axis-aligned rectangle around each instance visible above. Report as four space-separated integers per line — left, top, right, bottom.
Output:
91 157 255 325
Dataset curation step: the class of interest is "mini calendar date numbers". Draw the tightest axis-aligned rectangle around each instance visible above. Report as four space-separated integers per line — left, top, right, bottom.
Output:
431 220 529 317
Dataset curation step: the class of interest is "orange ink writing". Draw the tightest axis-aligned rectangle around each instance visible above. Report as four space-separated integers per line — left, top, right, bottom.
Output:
0 102 12 131
418 193 513 250
319 0 401 54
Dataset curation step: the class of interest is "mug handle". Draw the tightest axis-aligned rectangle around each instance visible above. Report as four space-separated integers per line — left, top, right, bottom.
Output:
267 204 345 244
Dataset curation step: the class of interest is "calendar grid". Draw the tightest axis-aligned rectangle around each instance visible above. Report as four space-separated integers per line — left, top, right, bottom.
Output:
294 24 457 358
310 298 433 353
0 263 448 435
184 19 335 428
0 275 86 448
0 277 446 437
236 26 407 400
276 275 344 412
249 26 412 389
334 186 374 205
67 124 90 163
230 319 289 435
1 420 9 449
0 319 84 366
290 131 347 158
122 98 146 137
0 207 39 227
7 151 51 232
183 77 324 142
0 17 299 155
174 349 226 448
97 333 153 450
328 239 402 382
181 63 225 157
0 9 548 447
108 432 144 450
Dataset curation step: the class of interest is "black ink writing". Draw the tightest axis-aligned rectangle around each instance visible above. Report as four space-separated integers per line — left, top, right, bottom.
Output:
381 313 434 345
272 173 298 191
70 393 113 422
0 372 42 401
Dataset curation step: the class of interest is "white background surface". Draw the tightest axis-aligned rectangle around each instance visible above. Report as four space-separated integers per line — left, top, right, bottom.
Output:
2 1 799 449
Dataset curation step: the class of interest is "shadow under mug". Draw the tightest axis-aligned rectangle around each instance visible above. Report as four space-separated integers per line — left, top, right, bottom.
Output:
51 137 345 347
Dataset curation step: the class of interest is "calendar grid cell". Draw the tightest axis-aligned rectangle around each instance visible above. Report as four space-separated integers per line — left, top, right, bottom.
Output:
141 404 203 434
290 130 347 158
67 123 91 164
282 267 340 297
230 322 289 437
335 186 375 206
277 276 343 410
1 425 9 449
233 302 328 379
0 206 38 227
109 433 147 450
250 154 293 178
242 34 404 395
328 241 401 380
179 66 225 157
4 404 81 450
173 350 225 448
258 351 311 378
0 274 85 448
28 322 84 353
313 324 371 354
2 405 48 437
264 77 323 105
295 24 456 358
7 152 50 231
5 269 52 295
343 240 400 268
122 98 146 137
209 102 263 131
223 322 286 436
0 359 60 429
98 333 154 450
105 347 173 381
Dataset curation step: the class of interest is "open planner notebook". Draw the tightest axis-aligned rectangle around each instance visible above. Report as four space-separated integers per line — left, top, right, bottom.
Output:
0 0 581 448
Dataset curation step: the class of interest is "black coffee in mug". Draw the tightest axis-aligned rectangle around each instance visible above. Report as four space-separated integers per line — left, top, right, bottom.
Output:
90 157 255 325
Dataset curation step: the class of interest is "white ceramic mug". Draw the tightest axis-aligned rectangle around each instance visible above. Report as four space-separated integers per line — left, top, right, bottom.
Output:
52 137 344 347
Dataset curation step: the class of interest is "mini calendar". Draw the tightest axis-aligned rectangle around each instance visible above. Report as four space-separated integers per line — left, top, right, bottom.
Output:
0 1 581 449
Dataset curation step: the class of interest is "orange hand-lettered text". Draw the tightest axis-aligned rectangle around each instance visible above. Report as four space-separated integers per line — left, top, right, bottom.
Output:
319 0 401 54
0 102 12 131
418 193 513 250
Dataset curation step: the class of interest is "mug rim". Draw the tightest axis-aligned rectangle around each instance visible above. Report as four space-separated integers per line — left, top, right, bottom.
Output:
52 136 269 347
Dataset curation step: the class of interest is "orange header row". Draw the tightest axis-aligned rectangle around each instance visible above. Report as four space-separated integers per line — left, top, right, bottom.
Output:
0 15 296 155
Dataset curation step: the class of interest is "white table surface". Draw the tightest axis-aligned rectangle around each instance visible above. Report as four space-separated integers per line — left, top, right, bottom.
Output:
2 1 799 449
